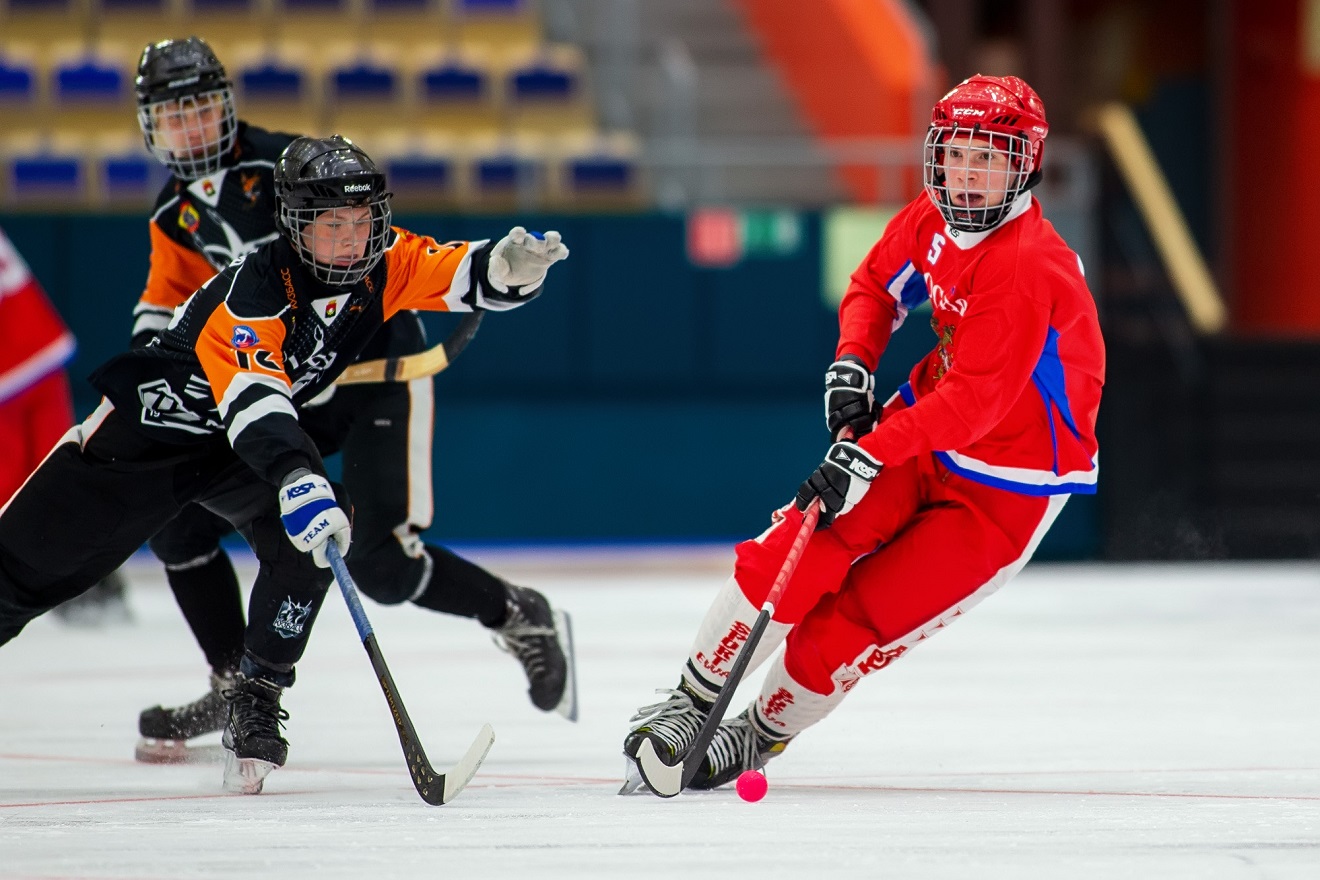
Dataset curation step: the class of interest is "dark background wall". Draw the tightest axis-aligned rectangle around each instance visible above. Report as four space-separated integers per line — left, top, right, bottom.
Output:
0 211 1098 557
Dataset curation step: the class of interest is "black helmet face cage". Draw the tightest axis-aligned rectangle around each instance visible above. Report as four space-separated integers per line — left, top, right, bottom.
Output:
138 87 237 180
923 124 1032 233
280 194 392 287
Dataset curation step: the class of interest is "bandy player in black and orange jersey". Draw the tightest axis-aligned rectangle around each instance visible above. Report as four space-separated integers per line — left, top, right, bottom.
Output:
0 134 568 793
123 38 577 767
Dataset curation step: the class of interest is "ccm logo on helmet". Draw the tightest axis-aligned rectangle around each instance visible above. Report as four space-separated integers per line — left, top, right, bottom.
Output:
343 183 372 193
951 107 986 117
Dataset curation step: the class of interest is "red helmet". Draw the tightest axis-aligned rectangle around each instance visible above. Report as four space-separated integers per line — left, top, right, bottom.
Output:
923 75 1050 232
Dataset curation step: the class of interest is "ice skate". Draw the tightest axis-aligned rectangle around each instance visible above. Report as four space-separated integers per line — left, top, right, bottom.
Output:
688 706 791 791
493 585 578 722
220 675 289 795
621 682 711 795
136 669 238 763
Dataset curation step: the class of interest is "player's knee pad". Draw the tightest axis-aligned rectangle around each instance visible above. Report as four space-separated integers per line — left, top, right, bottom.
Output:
149 505 231 567
346 539 427 605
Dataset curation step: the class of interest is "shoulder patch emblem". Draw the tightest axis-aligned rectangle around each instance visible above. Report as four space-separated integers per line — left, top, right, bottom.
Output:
231 325 259 349
178 201 200 233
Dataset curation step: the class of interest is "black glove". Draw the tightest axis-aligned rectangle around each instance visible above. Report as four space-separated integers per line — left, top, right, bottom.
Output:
825 355 876 440
795 441 883 529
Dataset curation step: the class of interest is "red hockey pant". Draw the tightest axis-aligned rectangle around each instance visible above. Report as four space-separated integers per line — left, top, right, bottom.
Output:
0 371 74 506
733 453 1064 695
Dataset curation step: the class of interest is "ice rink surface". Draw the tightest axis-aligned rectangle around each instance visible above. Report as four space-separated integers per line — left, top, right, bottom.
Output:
1 550 1318 879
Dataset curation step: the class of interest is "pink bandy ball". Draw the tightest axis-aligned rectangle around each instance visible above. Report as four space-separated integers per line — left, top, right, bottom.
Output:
736 770 767 802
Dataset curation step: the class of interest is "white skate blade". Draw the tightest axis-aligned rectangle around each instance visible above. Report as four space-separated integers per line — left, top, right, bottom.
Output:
618 758 647 796
635 739 684 798
552 609 579 722
222 749 278 795
135 738 224 765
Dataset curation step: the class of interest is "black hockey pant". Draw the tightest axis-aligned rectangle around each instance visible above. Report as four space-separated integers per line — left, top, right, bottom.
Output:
0 402 337 677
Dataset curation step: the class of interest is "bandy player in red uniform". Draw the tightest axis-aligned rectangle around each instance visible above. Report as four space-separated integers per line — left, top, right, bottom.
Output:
623 74 1105 794
0 226 77 505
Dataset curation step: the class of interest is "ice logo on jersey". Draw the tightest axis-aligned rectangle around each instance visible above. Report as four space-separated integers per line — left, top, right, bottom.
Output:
137 378 221 435
271 597 313 639
231 325 259 349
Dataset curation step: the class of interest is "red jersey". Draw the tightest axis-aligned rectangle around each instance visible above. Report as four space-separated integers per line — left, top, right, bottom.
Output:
837 193 1104 496
0 228 76 404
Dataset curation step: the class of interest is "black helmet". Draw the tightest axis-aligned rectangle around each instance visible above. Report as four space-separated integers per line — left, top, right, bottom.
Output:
135 37 236 180
274 136 393 287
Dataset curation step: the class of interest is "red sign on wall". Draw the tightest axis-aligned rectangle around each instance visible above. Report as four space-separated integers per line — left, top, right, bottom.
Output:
686 208 743 268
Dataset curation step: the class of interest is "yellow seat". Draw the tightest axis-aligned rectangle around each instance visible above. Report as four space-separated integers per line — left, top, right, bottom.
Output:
458 129 544 211
546 130 645 211
364 0 448 51
500 43 593 134
1 130 91 208
46 40 139 138
92 0 183 46
88 130 166 207
230 39 320 134
373 127 459 210
321 41 407 138
271 0 361 46
0 0 92 46
0 42 43 117
406 42 500 136
446 0 539 52
179 0 273 59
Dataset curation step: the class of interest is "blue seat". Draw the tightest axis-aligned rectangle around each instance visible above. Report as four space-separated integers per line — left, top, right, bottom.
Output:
386 155 452 190
419 61 487 103
456 0 526 12
53 58 126 105
239 60 307 102
6 150 85 204
508 62 576 103
0 57 37 106
567 155 633 191
329 60 398 101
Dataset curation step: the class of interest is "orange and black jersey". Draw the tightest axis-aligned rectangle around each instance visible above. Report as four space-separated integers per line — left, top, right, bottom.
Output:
133 121 294 347
92 228 498 485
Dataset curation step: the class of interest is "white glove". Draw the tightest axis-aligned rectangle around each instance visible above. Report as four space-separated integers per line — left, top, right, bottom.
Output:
278 469 351 568
486 227 568 294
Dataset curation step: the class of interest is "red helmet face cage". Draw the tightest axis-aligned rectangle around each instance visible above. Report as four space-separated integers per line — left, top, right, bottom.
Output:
923 75 1049 233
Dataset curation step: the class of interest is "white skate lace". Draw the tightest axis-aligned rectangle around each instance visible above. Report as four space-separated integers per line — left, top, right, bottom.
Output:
492 618 557 680
704 713 758 776
629 688 704 752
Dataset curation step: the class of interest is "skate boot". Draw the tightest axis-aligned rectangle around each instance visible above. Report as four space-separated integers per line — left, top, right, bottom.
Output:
220 675 289 795
688 705 792 790
620 681 712 795
492 585 578 721
136 668 238 764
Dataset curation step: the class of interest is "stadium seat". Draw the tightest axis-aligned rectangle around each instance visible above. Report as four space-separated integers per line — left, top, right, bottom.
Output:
48 41 138 137
181 0 272 58
93 0 180 46
448 0 539 50
461 131 543 209
407 43 499 135
322 43 404 137
503 44 593 132
89 132 167 206
0 43 41 113
231 40 319 134
548 131 644 210
0 0 90 45
365 0 447 49
272 0 360 45
1 133 89 207
373 129 458 209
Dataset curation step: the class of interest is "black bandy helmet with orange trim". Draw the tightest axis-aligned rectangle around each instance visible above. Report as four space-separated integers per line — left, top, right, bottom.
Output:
922 74 1049 232
135 37 236 180
274 136 393 287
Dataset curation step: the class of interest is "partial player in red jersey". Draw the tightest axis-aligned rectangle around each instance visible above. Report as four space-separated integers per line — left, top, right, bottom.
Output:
0 226 77 505
623 75 1105 794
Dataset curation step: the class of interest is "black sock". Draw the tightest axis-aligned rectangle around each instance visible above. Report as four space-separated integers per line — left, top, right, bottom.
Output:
411 545 510 627
166 549 245 673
